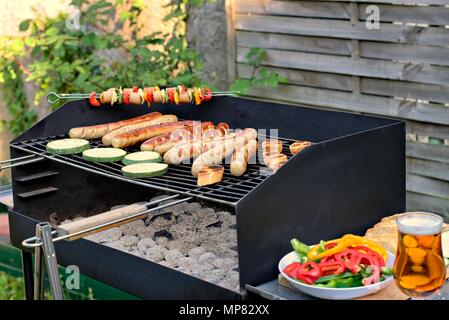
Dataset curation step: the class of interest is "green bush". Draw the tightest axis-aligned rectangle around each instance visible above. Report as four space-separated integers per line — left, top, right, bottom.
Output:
0 0 205 136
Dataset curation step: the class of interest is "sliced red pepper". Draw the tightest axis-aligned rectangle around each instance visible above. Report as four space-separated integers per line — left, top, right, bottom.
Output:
144 87 154 104
283 262 301 279
123 91 130 105
204 88 213 101
167 88 175 103
320 255 336 263
326 242 338 250
362 265 381 286
318 261 345 276
298 262 322 283
296 273 315 285
181 84 186 93
351 246 385 267
335 249 363 274
132 86 138 93
89 92 101 107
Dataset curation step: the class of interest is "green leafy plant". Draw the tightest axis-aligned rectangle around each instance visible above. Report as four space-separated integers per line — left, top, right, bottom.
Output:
230 47 288 94
0 0 205 136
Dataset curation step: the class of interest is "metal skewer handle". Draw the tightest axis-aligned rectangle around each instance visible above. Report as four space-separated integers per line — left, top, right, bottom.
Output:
22 195 192 248
0 156 45 171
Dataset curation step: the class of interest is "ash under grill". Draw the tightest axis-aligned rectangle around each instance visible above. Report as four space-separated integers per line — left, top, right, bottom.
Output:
63 196 241 292
10 134 295 206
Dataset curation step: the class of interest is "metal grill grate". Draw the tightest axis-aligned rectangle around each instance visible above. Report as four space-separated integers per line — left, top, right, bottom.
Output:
10 135 296 207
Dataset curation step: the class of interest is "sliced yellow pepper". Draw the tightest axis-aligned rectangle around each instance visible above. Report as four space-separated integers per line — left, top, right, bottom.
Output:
194 88 201 106
341 234 388 261
307 234 388 262
174 90 180 105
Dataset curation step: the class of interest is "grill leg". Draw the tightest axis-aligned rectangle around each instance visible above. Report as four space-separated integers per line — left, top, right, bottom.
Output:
21 250 34 300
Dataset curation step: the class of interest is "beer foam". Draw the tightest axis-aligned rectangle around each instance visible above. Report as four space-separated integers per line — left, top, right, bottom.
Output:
397 212 443 235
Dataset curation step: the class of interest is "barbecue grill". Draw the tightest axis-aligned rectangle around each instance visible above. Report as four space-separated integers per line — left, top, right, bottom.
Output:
5 96 405 299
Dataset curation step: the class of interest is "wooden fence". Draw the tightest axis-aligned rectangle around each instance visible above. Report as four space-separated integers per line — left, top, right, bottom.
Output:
227 0 449 217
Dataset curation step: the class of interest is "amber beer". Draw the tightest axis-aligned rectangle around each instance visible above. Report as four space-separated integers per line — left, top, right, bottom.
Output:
394 212 446 297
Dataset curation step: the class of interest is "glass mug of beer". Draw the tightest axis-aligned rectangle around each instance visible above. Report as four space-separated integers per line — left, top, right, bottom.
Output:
393 212 446 298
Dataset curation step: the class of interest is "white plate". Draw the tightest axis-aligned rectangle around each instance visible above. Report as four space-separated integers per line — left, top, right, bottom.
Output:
279 250 395 300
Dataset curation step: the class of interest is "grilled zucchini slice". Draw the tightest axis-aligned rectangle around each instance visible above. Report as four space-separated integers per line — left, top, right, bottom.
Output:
82 148 126 163
122 151 161 165
122 163 168 178
46 139 90 155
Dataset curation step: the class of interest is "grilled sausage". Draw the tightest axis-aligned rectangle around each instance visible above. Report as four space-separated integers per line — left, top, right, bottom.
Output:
163 130 237 165
191 128 258 177
102 114 178 146
141 121 215 153
111 120 198 149
69 112 162 140
230 139 258 177
217 122 230 135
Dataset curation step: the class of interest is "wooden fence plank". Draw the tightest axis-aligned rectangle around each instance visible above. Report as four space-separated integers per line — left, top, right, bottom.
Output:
237 63 353 91
329 0 449 5
238 63 449 103
407 157 449 182
245 84 449 125
361 42 449 67
406 121 449 141
407 174 449 200
362 79 449 104
236 0 349 19
406 192 449 217
360 4 449 25
236 31 449 67
236 15 449 47
236 31 351 56
236 1 449 25
237 47 449 86
406 140 449 164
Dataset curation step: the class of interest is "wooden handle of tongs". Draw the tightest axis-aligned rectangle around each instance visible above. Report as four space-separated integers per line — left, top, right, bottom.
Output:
57 203 148 240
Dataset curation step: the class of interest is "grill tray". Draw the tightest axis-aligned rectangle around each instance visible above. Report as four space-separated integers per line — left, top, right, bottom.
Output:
11 134 296 206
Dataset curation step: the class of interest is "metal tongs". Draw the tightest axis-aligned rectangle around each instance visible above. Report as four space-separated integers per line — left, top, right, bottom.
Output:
46 90 241 104
22 194 192 300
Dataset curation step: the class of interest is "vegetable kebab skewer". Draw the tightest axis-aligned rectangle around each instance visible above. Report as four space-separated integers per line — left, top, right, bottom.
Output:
45 86 239 107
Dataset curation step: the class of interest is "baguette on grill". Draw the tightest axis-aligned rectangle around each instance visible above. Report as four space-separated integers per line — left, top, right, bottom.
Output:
191 128 258 177
197 165 224 187
111 120 198 149
102 114 178 146
69 112 162 140
230 139 258 177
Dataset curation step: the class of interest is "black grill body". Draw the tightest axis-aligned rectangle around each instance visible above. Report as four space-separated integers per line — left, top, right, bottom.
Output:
8 97 405 299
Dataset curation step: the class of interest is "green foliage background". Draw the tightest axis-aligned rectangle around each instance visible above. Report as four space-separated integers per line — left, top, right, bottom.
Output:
0 0 285 137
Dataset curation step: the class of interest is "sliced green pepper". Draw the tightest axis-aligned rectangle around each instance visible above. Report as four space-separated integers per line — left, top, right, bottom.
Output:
314 272 355 284
381 266 393 276
316 279 338 288
291 238 310 255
